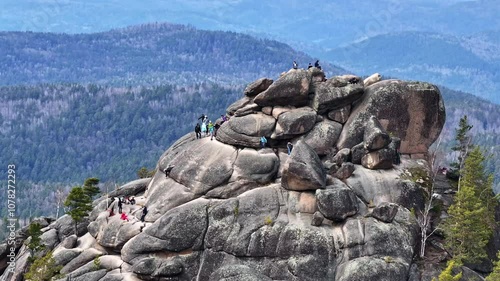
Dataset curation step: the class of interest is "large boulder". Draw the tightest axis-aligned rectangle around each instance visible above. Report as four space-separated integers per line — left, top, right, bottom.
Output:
337 80 445 154
254 69 312 107
361 148 395 170
316 186 359 222
121 198 209 263
227 96 252 116
281 140 326 191
228 148 279 184
244 78 274 97
364 116 391 151
272 107 317 139
216 113 276 147
294 119 343 156
310 75 364 114
157 138 238 196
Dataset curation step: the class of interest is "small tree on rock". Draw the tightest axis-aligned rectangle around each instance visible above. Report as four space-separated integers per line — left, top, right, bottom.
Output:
27 222 45 258
448 115 473 181
64 186 92 235
83 177 100 199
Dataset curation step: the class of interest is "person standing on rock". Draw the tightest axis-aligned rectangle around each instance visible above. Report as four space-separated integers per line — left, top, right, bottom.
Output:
308 63 312 69
195 123 201 139
201 121 207 137
118 197 123 214
208 121 214 140
260 136 268 148
293 61 298 69
141 206 148 222
287 142 294 155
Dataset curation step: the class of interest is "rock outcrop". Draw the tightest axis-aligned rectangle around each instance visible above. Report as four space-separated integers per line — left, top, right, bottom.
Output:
1 69 449 281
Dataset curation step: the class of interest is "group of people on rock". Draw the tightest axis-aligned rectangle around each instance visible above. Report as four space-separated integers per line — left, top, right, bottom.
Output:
107 196 148 223
194 114 229 141
260 137 294 155
293 60 321 70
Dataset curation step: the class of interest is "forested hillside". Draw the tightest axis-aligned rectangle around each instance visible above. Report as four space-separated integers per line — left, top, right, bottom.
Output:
1 83 241 183
0 23 343 86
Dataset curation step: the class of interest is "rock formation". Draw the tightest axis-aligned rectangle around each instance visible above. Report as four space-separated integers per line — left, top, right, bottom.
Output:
1 67 451 281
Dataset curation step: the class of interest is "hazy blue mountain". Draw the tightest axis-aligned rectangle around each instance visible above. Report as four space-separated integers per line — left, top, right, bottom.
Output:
0 23 342 86
328 31 500 103
2 0 499 49
2 0 499 104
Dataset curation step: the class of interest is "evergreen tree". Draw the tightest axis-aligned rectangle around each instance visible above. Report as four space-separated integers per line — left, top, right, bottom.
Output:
444 146 496 263
137 167 155 178
64 186 93 235
27 222 45 257
486 251 500 281
24 251 62 281
434 261 462 281
449 115 473 179
83 177 100 199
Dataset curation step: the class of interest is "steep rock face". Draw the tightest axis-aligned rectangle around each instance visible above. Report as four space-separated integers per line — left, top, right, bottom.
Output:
337 80 445 154
2 72 448 281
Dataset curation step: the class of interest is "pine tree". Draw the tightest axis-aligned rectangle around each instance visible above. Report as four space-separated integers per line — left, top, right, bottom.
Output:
434 261 462 281
449 115 473 179
443 146 496 264
64 186 93 235
24 251 62 281
486 251 500 281
83 177 100 199
27 222 45 257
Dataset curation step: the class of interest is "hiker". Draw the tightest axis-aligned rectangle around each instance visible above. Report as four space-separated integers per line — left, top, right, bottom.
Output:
260 136 268 148
120 212 129 222
221 115 228 124
208 121 215 140
308 63 312 69
314 60 321 69
129 197 136 205
164 165 174 178
293 61 298 69
287 142 294 155
109 206 115 216
214 123 221 138
118 197 123 214
195 123 201 139
198 114 208 123
141 206 148 222
201 121 207 137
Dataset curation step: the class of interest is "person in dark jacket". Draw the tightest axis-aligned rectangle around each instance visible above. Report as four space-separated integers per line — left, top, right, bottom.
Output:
293 61 298 69
314 60 321 69
141 206 148 222
118 198 123 214
195 123 202 139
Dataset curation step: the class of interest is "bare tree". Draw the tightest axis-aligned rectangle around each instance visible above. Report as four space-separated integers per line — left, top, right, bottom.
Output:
416 135 443 258
54 186 67 219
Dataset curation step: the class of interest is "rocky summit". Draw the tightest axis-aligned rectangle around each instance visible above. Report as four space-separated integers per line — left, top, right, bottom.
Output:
1 68 447 281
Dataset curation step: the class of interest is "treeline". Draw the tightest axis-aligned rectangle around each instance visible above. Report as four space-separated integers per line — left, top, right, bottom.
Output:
0 82 242 183
0 23 343 86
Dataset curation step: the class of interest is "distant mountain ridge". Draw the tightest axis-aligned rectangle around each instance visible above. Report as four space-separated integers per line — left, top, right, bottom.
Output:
329 31 500 103
0 23 343 86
